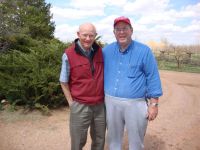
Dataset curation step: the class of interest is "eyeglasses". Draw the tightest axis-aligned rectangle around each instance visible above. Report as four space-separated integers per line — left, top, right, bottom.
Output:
114 27 130 33
80 33 96 39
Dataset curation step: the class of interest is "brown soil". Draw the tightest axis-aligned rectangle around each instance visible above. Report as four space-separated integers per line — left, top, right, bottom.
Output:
0 70 200 150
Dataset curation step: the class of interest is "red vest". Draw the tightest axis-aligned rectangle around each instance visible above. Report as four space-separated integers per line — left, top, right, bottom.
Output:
65 43 104 105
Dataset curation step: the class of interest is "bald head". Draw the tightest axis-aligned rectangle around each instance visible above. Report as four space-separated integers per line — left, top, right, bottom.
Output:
78 23 97 34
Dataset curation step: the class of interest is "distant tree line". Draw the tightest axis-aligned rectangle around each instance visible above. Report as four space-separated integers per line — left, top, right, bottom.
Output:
149 39 200 70
155 44 200 69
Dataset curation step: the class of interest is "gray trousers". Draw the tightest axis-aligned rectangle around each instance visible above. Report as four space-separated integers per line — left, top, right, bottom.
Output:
70 101 106 150
105 95 148 150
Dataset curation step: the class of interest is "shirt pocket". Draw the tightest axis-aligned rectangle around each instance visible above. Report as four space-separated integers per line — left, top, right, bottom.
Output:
127 65 142 78
73 62 90 69
72 62 90 77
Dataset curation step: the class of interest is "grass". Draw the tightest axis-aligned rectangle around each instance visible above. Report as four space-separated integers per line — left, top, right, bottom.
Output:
158 60 200 73
0 106 44 123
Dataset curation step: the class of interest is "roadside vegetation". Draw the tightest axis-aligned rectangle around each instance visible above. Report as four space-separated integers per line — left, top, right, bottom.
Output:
0 0 68 113
0 0 199 113
154 44 200 73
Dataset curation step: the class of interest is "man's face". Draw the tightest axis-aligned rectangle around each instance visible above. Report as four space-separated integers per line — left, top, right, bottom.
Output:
114 22 133 47
77 30 96 50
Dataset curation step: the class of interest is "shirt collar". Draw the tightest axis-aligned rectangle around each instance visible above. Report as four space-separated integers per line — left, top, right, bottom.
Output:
117 40 133 54
77 40 94 52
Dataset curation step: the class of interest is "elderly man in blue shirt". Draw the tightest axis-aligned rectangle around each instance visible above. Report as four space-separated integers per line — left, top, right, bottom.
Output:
103 16 163 150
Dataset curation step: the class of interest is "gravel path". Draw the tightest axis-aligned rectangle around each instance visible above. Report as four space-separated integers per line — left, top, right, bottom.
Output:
0 70 200 150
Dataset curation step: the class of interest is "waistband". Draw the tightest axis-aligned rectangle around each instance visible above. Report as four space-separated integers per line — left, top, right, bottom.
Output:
105 94 145 101
73 98 104 106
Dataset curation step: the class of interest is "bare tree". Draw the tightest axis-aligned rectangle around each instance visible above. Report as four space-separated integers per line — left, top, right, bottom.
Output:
171 45 186 69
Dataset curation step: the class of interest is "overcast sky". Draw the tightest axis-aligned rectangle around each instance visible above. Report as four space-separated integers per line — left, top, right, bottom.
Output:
45 0 200 45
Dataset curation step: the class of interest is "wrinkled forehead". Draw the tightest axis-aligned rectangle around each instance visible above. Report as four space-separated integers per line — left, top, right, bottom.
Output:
79 30 96 36
79 24 96 34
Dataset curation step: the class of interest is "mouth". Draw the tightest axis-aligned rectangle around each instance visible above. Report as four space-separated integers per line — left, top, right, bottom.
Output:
119 37 126 40
84 42 92 46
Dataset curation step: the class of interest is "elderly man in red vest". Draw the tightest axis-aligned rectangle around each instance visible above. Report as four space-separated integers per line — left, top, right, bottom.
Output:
59 23 106 150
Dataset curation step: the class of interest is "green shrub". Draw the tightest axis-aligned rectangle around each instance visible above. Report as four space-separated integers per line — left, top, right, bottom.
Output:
0 39 68 112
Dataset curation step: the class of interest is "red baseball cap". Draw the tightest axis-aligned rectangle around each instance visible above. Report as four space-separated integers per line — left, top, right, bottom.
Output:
114 16 132 27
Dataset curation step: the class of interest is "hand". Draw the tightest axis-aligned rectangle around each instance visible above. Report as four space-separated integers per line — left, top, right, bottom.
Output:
68 100 74 107
147 105 158 121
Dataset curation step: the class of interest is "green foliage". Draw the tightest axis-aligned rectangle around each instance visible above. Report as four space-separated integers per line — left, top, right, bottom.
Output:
158 60 200 73
0 0 69 113
0 103 2 110
0 0 55 52
0 39 68 112
34 103 50 115
154 44 200 73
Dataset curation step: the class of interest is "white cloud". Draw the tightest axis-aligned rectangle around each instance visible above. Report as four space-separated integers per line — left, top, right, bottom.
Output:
104 0 127 7
51 6 104 20
48 0 200 45
136 13 175 25
69 0 127 9
123 0 169 15
69 0 105 10
93 15 118 43
54 24 78 42
183 2 200 18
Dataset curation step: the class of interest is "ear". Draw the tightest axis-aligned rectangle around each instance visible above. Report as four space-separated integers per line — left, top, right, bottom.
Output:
131 27 133 32
77 32 80 37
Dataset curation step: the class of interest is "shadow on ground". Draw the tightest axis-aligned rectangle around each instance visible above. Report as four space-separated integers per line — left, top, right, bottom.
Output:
117 133 166 150
144 134 166 150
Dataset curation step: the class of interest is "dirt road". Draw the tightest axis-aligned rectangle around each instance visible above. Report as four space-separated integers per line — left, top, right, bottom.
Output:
0 70 200 150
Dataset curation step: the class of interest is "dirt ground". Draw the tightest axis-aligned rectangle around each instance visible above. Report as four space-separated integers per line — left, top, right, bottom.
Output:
0 70 200 150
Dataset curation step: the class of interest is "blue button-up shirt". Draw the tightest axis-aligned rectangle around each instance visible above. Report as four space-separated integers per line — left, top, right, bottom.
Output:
59 53 70 83
103 40 163 99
